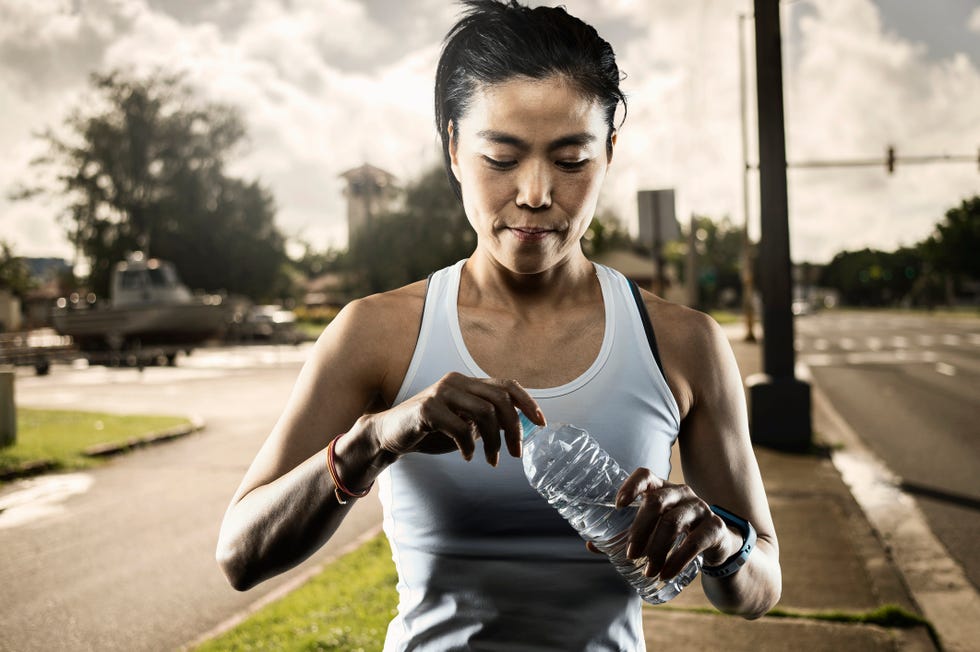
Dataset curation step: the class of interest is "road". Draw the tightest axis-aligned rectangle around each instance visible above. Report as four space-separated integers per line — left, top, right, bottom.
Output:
795 310 980 590
0 344 384 652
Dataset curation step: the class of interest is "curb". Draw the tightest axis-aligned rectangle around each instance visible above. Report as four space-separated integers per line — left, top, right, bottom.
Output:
82 416 206 457
0 416 206 482
180 523 385 651
805 364 980 652
0 458 58 482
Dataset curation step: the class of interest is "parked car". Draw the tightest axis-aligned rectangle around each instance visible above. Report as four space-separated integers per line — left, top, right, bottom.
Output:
242 305 302 344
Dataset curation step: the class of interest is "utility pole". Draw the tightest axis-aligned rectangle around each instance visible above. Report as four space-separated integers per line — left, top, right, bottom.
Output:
737 12 757 343
746 0 812 452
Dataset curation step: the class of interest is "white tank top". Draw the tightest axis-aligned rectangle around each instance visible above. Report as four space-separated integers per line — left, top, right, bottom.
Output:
379 259 681 651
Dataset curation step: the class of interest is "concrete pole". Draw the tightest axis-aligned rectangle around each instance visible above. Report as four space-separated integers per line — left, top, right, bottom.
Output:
746 0 812 452
0 366 15 447
738 13 757 343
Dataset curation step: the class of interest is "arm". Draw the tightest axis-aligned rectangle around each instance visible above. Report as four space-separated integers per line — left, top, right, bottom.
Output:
676 313 781 618
215 292 544 591
215 297 394 591
616 308 781 619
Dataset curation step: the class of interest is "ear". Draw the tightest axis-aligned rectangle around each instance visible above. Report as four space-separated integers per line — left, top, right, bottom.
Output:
448 121 461 182
606 128 617 166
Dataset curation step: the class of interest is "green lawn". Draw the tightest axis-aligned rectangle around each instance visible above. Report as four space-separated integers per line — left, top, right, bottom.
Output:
0 407 192 477
195 534 398 651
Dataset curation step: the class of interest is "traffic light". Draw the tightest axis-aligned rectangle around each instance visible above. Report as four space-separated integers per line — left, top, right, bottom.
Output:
887 146 896 174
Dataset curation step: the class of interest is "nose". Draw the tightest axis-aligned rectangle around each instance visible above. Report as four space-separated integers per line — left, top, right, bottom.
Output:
515 161 552 210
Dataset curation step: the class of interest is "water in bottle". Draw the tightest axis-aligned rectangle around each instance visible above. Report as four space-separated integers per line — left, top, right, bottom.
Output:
518 411 701 604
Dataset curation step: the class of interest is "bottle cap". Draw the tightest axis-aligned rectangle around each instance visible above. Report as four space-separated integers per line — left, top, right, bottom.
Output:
517 410 538 439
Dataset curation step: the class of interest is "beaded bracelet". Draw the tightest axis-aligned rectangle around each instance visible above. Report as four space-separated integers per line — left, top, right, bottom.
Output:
326 433 373 505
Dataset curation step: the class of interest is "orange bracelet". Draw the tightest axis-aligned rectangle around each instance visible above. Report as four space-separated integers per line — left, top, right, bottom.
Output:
326 433 373 505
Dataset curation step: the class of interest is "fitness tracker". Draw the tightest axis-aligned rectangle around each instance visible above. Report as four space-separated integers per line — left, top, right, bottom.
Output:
702 505 757 578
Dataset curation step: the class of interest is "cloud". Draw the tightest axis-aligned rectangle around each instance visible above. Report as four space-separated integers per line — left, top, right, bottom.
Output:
969 7 980 34
1 0 977 265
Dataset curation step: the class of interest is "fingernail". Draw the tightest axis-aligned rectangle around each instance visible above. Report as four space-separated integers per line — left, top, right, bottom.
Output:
492 452 499 467
535 409 546 425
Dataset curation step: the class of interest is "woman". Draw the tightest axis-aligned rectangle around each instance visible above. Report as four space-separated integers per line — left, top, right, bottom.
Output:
216 1 781 649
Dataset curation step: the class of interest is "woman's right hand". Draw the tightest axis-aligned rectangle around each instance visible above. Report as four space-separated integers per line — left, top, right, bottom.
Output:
366 372 545 466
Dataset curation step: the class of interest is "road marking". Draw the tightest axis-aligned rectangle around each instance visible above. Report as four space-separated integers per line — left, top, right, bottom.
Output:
866 337 882 351
802 350 940 367
890 336 908 348
941 334 960 346
935 362 956 376
918 335 935 346
968 334 980 346
839 337 856 350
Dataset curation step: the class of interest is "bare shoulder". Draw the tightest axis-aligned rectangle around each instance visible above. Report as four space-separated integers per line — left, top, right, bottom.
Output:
635 288 732 417
311 279 428 404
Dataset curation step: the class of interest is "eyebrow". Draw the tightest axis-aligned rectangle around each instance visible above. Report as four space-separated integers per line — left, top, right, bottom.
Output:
475 130 596 151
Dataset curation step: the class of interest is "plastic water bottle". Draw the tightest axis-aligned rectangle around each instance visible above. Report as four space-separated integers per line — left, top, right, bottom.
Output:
518 412 702 604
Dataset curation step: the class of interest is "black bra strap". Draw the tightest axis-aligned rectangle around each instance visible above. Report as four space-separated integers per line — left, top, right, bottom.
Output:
417 271 434 341
626 278 667 380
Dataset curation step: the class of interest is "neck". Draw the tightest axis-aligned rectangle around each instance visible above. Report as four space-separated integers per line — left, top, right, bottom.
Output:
460 248 598 317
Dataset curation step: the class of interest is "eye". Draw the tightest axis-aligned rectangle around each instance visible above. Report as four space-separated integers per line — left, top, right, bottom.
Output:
482 156 517 170
556 159 588 171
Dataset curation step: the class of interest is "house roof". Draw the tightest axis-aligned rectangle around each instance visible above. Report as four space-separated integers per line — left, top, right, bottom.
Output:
592 248 659 279
338 163 397 186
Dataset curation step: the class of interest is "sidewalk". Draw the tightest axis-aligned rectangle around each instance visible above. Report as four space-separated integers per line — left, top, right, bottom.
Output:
640 331 943 651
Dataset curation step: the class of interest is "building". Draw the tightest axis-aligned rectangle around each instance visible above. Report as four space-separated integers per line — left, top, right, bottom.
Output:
339 163 401 245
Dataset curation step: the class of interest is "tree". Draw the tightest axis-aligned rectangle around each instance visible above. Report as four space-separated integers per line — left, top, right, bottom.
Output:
818 247 926 307
581 209 632 257
922 195 980 282
19 70 289 300
0 241 35 299
347 165 474 294
664 215 744 310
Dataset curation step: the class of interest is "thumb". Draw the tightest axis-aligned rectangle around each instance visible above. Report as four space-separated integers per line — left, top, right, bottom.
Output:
585 541 603 555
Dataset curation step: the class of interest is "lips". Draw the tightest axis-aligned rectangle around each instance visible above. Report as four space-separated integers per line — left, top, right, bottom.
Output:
507 226 553 242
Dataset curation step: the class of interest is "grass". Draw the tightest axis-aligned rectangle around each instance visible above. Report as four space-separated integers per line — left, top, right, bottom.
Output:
0 407 192 477
294 320 327 341
708 310 742 325
194 534 398 652
195 530 941 651
658 603 938 647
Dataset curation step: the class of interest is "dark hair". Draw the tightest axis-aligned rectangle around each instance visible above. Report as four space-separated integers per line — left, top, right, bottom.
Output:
435 0 627 201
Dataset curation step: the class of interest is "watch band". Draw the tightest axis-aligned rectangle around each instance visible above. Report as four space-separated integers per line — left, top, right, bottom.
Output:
702 505 757 578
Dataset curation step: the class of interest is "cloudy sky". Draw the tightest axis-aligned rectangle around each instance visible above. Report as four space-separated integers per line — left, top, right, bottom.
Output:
1 0 978 265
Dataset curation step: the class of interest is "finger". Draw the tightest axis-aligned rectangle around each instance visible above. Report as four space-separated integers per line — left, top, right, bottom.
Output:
423 400 478 461
643 505 698 578
469 378 537 458
440 386 502 465
659 519 718 581
626 486 682 560
500 378 544 427
585 541 603 555
460 383 516 463
616 467 664 509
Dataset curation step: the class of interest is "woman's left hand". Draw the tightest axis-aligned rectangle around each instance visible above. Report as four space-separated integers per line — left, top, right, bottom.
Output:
611 467 743 581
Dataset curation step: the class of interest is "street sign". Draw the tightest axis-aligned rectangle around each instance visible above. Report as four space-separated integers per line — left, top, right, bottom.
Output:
637 189 680 247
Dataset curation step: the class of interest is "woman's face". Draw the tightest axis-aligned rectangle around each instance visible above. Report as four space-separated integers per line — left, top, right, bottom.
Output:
449 75 615 275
